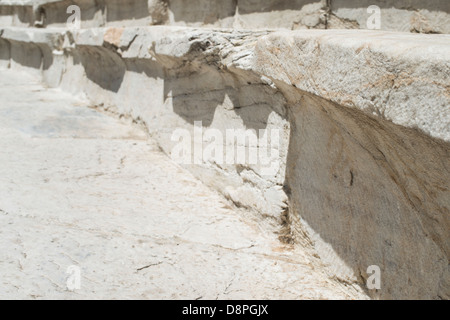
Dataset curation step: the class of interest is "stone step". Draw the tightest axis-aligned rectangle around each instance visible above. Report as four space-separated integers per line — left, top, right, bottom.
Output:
0 0 449 33
1 26 449 141
1 25 448 299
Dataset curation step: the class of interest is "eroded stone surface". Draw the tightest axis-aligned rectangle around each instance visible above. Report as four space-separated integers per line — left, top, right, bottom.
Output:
254 30 450 142
0 69 367 299
1 0 449 33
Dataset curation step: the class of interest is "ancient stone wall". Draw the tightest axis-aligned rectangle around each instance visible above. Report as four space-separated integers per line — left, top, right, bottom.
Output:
0 1 449 299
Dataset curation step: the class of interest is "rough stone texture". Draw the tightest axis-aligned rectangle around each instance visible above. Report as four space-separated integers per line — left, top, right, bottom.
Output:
284 92 449 300
0 4 33 28
1 26 448 299
331 0 450 34
76 27 289 223
1 0 449 33
0 69 368 299
254 30 450 142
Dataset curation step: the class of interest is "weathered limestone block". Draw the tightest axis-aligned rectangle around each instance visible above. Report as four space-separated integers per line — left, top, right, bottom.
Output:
0 1 34 27
254 30 450 142
331 0 450 34
0 27 65 84
282 90 449 299
76 27 290 220
0 26 291 224
0 30 10 67
236 0 328 30
253 30 450 299
167 0 236 27
0 0 170 28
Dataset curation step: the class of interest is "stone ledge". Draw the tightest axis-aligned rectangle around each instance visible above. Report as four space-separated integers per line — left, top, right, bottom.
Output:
0 26 64 47
2 26 448 142
254 30 450 142
1 1 449 33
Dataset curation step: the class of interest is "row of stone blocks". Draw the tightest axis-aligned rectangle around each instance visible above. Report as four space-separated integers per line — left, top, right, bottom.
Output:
1 0 449 32
0 1 449 300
